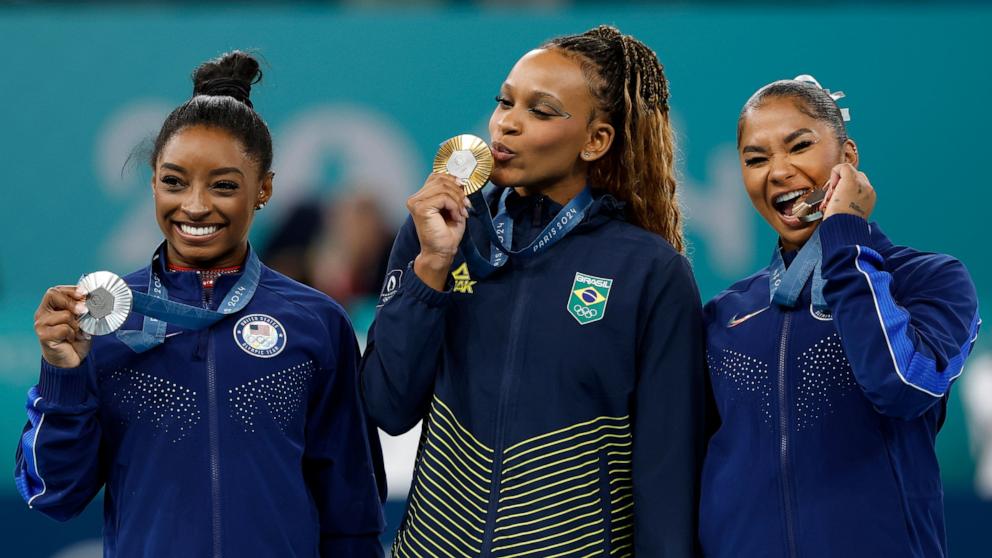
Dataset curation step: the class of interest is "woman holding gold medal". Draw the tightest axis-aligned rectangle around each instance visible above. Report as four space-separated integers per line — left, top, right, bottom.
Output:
362 26 707 556
15 52 385 557
700 76 981 557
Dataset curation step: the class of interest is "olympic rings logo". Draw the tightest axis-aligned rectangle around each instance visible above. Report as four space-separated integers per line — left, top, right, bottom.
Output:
572 304 599 318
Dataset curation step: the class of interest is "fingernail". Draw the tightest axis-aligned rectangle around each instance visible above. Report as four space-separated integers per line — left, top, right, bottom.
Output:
462 208 469 218
463 197 472 207
80 332 92 341
75 302 88 316
75 286 88 297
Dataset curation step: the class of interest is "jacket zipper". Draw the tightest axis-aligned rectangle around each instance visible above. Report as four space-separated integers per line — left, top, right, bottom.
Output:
778 311 797 558
203 285 223 558
480 261 532 556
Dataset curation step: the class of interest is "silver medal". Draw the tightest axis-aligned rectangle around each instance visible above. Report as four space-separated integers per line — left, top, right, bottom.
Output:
77 271 133 336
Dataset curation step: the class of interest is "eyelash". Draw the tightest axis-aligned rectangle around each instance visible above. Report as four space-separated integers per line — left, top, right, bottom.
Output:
159 176 239 191
744 139 818 167
161 175 184 189
494 95 558 118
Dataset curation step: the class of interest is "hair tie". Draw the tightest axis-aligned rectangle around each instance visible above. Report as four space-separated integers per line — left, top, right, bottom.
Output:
793 74 850 122
199 77 253 108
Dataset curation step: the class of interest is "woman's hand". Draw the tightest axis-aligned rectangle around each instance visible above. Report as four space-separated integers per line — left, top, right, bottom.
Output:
406 173 471 291
35 286 92 369
822 163 876 221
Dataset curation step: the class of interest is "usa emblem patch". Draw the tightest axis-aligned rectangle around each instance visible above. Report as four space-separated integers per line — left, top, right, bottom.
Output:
234 314 287 358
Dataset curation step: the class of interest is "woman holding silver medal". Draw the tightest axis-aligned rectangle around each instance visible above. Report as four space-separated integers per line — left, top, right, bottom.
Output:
699 76 981 557
362 26 707 556
15 51 385 557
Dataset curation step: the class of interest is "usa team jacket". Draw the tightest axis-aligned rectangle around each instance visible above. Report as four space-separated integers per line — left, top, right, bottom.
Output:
14 248 385 557
700 214 981 558
361 189 708 557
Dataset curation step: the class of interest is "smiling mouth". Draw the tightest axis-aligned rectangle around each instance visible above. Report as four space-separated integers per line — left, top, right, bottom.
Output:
175 223 223 238
772 188 811 219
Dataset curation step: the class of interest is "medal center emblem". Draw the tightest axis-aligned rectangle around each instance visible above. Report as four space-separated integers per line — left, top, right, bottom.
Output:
446 150 477 179
86 287 115 320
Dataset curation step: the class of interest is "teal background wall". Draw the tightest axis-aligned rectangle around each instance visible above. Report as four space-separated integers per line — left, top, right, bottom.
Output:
1 4 989 556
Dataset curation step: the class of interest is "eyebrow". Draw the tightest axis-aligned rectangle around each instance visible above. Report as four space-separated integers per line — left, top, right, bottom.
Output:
784 128 815 144
500 83 562 104
159 163 244 177
533 91 562 104
741 145 767 154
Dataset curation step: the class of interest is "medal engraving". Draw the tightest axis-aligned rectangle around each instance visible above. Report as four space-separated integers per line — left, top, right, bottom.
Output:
446 150 477 179
86 287 114 320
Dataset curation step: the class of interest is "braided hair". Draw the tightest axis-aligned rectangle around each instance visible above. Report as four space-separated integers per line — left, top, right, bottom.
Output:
545 25 684 253
151 51 273 175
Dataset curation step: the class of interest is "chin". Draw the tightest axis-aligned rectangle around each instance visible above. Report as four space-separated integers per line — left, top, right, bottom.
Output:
490 168 514 188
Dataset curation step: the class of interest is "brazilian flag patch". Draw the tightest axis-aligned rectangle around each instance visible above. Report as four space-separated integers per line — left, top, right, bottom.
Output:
567 272 613 325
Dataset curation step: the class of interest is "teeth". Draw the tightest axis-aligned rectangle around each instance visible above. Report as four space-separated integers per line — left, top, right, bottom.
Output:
179 224 219 237
774 189 808 204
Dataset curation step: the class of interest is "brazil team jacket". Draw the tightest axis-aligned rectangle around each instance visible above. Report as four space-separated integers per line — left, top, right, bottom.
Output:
700 214 981 558
361 189 708 557
14 247 385 557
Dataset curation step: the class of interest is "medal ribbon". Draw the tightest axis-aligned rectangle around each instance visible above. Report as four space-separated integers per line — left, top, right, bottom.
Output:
462 186 594 277
116 246 261 352
769 228 827 311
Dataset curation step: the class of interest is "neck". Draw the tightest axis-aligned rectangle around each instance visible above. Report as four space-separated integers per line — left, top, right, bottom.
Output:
165 242 249 270
513 174 586 206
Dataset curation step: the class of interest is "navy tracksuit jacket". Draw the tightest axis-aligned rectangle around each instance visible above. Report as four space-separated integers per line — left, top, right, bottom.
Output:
362 189 708 557
701 214 981 557
15 248 385 557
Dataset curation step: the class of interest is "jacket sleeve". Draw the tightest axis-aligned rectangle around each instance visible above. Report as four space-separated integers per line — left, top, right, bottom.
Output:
306 309 386 557
633 254 707 557
14 357 105 521
820 214 981 420
360 217 451 436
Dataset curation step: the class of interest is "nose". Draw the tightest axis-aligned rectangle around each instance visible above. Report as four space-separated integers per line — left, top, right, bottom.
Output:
493 106 522 137
180 185 211 220
767 155 795 186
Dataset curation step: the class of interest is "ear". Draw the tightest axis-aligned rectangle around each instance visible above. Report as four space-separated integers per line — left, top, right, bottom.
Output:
842 139 859 168
581 119 615 162
257 171 274 207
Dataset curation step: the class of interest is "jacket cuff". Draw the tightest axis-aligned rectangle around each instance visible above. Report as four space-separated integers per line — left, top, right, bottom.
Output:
403 264 451 308
819 214 872 258
38 358 91 406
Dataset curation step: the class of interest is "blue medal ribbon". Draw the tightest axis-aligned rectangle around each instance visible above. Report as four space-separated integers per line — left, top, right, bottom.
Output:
769 228 828 311
462 186 594 277
116 245 261 353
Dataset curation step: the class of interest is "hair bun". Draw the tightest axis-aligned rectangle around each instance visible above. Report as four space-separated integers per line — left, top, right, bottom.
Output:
192 50 262 108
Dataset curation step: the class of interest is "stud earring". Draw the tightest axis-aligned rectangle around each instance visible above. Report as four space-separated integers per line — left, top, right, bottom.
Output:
582 151 591 160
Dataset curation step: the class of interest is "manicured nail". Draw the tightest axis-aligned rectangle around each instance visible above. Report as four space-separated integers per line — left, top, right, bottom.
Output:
75 302 88 316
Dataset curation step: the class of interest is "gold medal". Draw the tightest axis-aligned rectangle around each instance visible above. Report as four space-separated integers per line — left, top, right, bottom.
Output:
433 134 494 195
